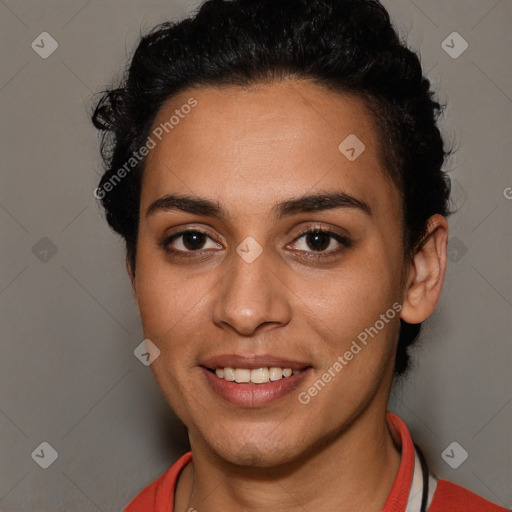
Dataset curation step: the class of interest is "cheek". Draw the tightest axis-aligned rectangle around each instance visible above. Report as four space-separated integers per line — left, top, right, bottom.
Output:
134 250 211 348
290 241 402 398
294 255 400 340
134 256 212 417
296 272 400 418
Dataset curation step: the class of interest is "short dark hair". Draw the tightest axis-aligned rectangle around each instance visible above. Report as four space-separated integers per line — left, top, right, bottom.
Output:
92 0 453 376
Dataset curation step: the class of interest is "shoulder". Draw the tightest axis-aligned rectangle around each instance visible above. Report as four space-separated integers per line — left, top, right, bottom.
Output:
429 479 509 512
123 452 193 512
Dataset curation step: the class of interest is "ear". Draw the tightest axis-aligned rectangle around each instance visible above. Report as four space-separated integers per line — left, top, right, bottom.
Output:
126 255 137 299
400 214 449 324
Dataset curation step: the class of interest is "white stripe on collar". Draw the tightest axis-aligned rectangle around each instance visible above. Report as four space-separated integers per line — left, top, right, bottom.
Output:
405 447 438 512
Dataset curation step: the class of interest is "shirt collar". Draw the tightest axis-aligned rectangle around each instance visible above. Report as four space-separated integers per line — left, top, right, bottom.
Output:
382 411 417 511
151 412 432 512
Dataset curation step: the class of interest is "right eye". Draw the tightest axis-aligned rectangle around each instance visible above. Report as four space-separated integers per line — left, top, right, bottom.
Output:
161 229 223 255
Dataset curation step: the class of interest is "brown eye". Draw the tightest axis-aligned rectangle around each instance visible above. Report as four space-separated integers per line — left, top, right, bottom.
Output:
305 231 331 251
182 231 207 250
161 229 222 256
288 227 351 256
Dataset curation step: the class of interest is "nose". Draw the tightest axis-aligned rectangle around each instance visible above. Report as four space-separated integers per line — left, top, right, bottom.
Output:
211 250 292 336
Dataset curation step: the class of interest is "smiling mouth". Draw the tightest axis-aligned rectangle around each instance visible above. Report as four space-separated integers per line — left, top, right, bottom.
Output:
205 366 310 384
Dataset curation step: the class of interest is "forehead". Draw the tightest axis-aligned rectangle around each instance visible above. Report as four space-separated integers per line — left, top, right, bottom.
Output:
141 80 399 218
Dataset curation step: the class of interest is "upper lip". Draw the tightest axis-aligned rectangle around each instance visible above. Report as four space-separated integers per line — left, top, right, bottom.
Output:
201 354 311 371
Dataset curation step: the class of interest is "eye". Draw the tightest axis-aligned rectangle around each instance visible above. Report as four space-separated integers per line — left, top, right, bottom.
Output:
161 229 222 255
288 227 351 255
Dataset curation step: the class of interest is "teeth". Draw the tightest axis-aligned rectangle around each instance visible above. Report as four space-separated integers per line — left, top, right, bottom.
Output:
269 367 283 381
223 367 235 381
251 367 269 383
234 369 251 383
213 367 300 384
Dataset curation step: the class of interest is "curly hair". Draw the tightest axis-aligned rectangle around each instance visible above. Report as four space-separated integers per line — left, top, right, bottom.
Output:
92 0 453 376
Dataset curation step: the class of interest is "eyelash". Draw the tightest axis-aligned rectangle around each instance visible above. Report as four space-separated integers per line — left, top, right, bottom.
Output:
288 227 352 259
159 229 220 260
159 226 351 259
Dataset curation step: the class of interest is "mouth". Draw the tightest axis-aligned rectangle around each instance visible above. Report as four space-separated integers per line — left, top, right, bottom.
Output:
199 355 313 406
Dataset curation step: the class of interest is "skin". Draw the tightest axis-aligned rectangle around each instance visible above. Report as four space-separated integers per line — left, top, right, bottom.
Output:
127 79 448 511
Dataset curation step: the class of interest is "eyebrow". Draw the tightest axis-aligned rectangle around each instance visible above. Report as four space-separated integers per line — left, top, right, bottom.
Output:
146 194 225 219
145 191 372 220
274 191 372 218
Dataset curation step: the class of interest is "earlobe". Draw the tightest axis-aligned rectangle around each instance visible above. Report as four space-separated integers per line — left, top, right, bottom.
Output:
400 214 449 325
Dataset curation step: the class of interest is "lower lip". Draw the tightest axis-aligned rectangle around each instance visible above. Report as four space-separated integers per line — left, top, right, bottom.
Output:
201 367 312 407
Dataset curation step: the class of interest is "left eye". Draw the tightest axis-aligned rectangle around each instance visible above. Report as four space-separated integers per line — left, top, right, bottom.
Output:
290 230 348 253
165 230 221 252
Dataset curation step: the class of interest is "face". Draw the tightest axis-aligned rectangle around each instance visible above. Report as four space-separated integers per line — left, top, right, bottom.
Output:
132 80 406 466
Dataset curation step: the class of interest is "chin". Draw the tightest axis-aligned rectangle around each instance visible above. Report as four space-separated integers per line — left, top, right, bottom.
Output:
224 442 300 469
199 425 305 469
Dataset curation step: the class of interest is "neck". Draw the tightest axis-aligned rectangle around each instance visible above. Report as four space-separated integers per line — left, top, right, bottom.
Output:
175 405 402 512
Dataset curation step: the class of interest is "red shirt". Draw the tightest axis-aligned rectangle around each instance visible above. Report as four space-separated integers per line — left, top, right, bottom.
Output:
124 412 508 511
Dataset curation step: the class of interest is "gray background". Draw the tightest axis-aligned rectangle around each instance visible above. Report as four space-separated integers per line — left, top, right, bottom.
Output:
0 0 510 510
